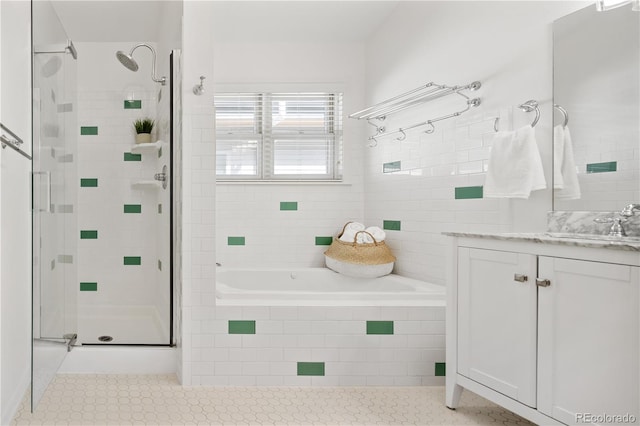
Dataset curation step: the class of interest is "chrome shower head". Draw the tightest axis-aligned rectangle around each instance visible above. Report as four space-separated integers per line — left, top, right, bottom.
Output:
115 43 165 85
116 50 139 72
41 56 62 78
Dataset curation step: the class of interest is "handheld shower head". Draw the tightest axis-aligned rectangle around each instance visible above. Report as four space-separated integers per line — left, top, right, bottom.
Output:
115 43 165 85
116 50 139 71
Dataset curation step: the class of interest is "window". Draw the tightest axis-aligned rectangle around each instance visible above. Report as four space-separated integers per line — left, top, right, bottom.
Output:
215 92 343 180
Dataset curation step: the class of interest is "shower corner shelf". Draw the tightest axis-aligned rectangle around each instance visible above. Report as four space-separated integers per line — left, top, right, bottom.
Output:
132 180 162 190
130 141 162 154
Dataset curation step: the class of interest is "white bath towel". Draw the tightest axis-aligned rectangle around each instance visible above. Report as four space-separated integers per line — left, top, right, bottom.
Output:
484 124 547 198
356 227 387 244
338 222 365 243
553 125 581 200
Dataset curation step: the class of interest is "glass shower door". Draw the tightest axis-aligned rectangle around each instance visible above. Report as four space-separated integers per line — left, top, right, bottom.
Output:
32 1 78 410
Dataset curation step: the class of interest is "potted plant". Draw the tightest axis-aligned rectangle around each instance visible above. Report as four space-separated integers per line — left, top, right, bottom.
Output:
133 118 154 144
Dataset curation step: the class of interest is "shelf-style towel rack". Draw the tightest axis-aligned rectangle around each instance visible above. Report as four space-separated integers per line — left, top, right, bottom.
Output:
349 80 482 146
370 97 481 145
349 81 481 121
1 123 31 160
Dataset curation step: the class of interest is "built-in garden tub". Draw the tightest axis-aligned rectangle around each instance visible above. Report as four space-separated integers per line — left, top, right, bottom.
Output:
211 267 446 386
215 267 445 306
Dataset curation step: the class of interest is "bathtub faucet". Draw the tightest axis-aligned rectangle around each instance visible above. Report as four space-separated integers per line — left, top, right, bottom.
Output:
621 204 640 217
216 262 221 267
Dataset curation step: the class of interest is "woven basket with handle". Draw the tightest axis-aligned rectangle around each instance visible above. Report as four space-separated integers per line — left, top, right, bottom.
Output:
324 222 396 266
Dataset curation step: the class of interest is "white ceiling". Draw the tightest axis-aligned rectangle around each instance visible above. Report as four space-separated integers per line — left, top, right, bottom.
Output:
210 1 400 43
50 0 399 43
51 1 169 42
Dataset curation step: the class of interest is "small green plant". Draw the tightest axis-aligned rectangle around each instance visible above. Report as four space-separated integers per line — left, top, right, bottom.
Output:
133 118 154 134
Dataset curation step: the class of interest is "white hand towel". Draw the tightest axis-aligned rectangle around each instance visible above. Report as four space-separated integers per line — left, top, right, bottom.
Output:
364 226 386 243
338 222 365 243
554 125 581 200
553 125 565 189
484 124 547 198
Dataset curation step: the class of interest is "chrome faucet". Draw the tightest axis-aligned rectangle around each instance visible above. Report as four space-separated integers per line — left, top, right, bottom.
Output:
594 216 627 237
621 204 640 217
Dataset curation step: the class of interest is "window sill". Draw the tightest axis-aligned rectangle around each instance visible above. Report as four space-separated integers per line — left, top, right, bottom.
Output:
216 180 351 186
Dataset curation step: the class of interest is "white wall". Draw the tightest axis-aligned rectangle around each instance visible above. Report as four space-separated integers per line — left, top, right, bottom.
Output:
213 41 366 268
363 1 589 283
0 0 33 422
179 0 216 386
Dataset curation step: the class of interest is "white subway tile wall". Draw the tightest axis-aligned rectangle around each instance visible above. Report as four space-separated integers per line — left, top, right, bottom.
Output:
76 86 170 345
186 306 445 386
365 109 515 284
175 1 583 386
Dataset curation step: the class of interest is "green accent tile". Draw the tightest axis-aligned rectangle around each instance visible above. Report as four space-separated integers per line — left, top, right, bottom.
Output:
586 161 617 174
51 259 55 270
124 204 142 214
57 254 73 264
124 100 142 109
315 236 333 246
80 126 98 135
58 154 74 163
158 146 163 158
366 321 394 335
158 260 162 271
80 230 98 239
80 282 97 292
123 152 142 162
228 237 245 246
297 362 325 376
280 201 298 211
80 178 98 187
383 161 402 173
383 220 401 231
228 320 256 334
57 103 73 113
124 256 141 266
158 204 162 214
454 186 484 199
435 362 446 377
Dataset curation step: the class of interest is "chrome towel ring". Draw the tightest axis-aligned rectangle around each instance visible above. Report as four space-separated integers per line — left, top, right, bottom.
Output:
554 104 569 127
519 100 540 127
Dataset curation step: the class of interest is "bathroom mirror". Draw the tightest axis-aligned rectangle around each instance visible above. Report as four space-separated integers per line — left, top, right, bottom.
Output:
553 4 640 211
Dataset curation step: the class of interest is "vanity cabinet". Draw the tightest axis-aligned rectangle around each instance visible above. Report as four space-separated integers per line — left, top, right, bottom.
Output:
457 248 537 407
537 256 639 425
447 235 640 426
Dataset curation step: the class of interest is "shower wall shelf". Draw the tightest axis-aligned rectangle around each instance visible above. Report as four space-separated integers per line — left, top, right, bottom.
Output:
349 80 482 146
132 180 162 190
131 141 163 154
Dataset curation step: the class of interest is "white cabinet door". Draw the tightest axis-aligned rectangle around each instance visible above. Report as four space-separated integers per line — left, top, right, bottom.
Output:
458 247 538 407
538 257 639 425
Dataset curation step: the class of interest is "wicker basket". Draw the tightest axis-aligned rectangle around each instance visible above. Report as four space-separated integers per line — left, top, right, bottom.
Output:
324 223 396 278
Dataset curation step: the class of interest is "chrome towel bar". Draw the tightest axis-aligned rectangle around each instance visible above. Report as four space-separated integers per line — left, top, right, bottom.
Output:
0 123 31 160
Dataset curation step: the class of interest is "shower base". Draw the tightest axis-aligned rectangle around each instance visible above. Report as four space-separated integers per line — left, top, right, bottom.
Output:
59 346 176 374
77 305 169 345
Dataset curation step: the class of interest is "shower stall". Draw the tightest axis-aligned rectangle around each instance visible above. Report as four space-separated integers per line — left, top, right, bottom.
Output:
31 0 180 411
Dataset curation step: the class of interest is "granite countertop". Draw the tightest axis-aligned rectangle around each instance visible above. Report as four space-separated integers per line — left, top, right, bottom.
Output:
443 231 640 252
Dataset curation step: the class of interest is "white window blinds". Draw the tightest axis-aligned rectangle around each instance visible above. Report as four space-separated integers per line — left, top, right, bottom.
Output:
215 92 343 180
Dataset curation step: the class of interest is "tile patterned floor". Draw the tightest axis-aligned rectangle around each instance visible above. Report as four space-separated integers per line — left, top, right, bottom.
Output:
13 374 534 425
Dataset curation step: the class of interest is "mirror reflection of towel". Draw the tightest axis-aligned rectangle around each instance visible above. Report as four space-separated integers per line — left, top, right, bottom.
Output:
553 125 581 200
484 125 547 198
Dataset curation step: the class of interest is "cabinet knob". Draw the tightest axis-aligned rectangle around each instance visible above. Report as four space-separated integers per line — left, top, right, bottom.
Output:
513 274 528 282
536 278 551 287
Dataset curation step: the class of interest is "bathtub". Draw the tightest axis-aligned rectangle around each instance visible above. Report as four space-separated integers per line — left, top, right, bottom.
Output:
215 267 445 306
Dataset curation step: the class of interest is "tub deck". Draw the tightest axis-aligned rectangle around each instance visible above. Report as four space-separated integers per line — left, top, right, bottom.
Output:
216 268 445 306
